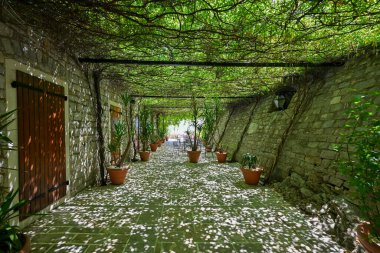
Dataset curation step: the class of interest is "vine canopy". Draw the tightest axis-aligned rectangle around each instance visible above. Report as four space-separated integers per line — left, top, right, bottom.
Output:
4 0 380 112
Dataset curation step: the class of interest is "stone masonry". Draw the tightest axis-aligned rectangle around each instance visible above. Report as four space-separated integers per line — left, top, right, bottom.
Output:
0 14 123 204
212 52 380 248
214 52 380 200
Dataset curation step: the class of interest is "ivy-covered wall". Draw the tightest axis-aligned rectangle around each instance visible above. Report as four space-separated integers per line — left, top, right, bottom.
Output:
213 52 380 205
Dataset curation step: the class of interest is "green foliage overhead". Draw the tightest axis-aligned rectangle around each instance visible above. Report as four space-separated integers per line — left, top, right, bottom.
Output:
8 0 380 113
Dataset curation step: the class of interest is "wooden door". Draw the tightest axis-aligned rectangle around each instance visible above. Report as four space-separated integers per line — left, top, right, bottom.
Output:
15 70 67 219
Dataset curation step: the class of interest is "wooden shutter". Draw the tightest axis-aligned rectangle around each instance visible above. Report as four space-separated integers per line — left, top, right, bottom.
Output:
14 70 67 219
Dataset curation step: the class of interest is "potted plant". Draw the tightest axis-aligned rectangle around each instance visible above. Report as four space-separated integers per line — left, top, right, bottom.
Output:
202 100 214 152
335 92 380 252
202 97 222 152
215 145 228 163
0 190 30 253
120 91 136 163
158 127 166 144
155 128 164 147
139 106 153 161
107 121 129 185
187 95 202 163
240 153 263 185
157 115 168 145
0 110 31 252
149 134 159 152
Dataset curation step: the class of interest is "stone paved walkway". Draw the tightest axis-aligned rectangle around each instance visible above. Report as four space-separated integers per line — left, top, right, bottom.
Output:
24 142 344 252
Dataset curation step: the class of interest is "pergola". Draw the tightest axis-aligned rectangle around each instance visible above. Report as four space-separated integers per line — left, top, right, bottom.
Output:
1 2 380 252
7 0 380 111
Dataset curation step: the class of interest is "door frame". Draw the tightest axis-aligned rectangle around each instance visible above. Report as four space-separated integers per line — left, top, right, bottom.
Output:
4 59 70 227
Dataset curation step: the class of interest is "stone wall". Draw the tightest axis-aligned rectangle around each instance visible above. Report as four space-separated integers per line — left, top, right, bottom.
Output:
212 54 379 247
216 103 253 157
0 58 6 194
214 53 380 203
0 14 123 197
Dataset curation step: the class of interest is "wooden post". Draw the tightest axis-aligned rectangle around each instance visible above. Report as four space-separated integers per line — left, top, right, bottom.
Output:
93 70 107 186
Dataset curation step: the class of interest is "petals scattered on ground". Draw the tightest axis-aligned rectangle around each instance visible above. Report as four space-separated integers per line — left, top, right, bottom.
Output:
24 142 344 252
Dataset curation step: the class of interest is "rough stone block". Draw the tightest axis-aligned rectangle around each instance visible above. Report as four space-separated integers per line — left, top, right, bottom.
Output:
300 187 314 198
330 96 341 104
322 120 335 128
343 181 350 189
329 104 344 113
307 141 319 148
335 172 348 182
304 156 322 166
290 172 305 187
0 76 5 91
320 150 337 160
0 89 5 100
354 79 376 90
11 40 22 57
333 120 346 128
311 194 324 204
312 121 323 128
0 64 5 75
293 163 306 175
247 122 258 134
1 38 14 55
328 177 343 187
306 171 322 185
0 22 13 37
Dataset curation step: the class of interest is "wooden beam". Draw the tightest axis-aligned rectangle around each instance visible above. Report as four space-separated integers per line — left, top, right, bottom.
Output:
78 58 345 67
131 95 256 99
150 106 203 109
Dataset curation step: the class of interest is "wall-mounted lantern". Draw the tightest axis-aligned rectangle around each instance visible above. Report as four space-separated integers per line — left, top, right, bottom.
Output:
273 94 286 110
270 86 297 112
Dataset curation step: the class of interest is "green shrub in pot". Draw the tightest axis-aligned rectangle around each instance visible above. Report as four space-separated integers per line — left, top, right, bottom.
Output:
335 91 380 245
239 153 263 185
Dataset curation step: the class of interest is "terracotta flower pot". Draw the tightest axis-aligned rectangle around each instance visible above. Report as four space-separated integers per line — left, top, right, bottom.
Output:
150 143 158 152
107 166 129 185
357 222 380 253
187 150 201 163
205 146 212 152
139 151 151 161
156 140 162 147
216 152 227 163
19 233 31 253
240 168 263 185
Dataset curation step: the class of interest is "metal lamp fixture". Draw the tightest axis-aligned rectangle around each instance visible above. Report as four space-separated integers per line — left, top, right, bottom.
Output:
273 95 286 110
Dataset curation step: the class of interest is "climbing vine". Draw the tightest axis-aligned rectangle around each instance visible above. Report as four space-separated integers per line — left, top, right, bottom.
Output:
3 0 380 112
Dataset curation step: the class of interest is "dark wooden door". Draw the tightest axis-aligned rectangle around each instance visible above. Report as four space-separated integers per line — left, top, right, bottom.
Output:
15 70 67 219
